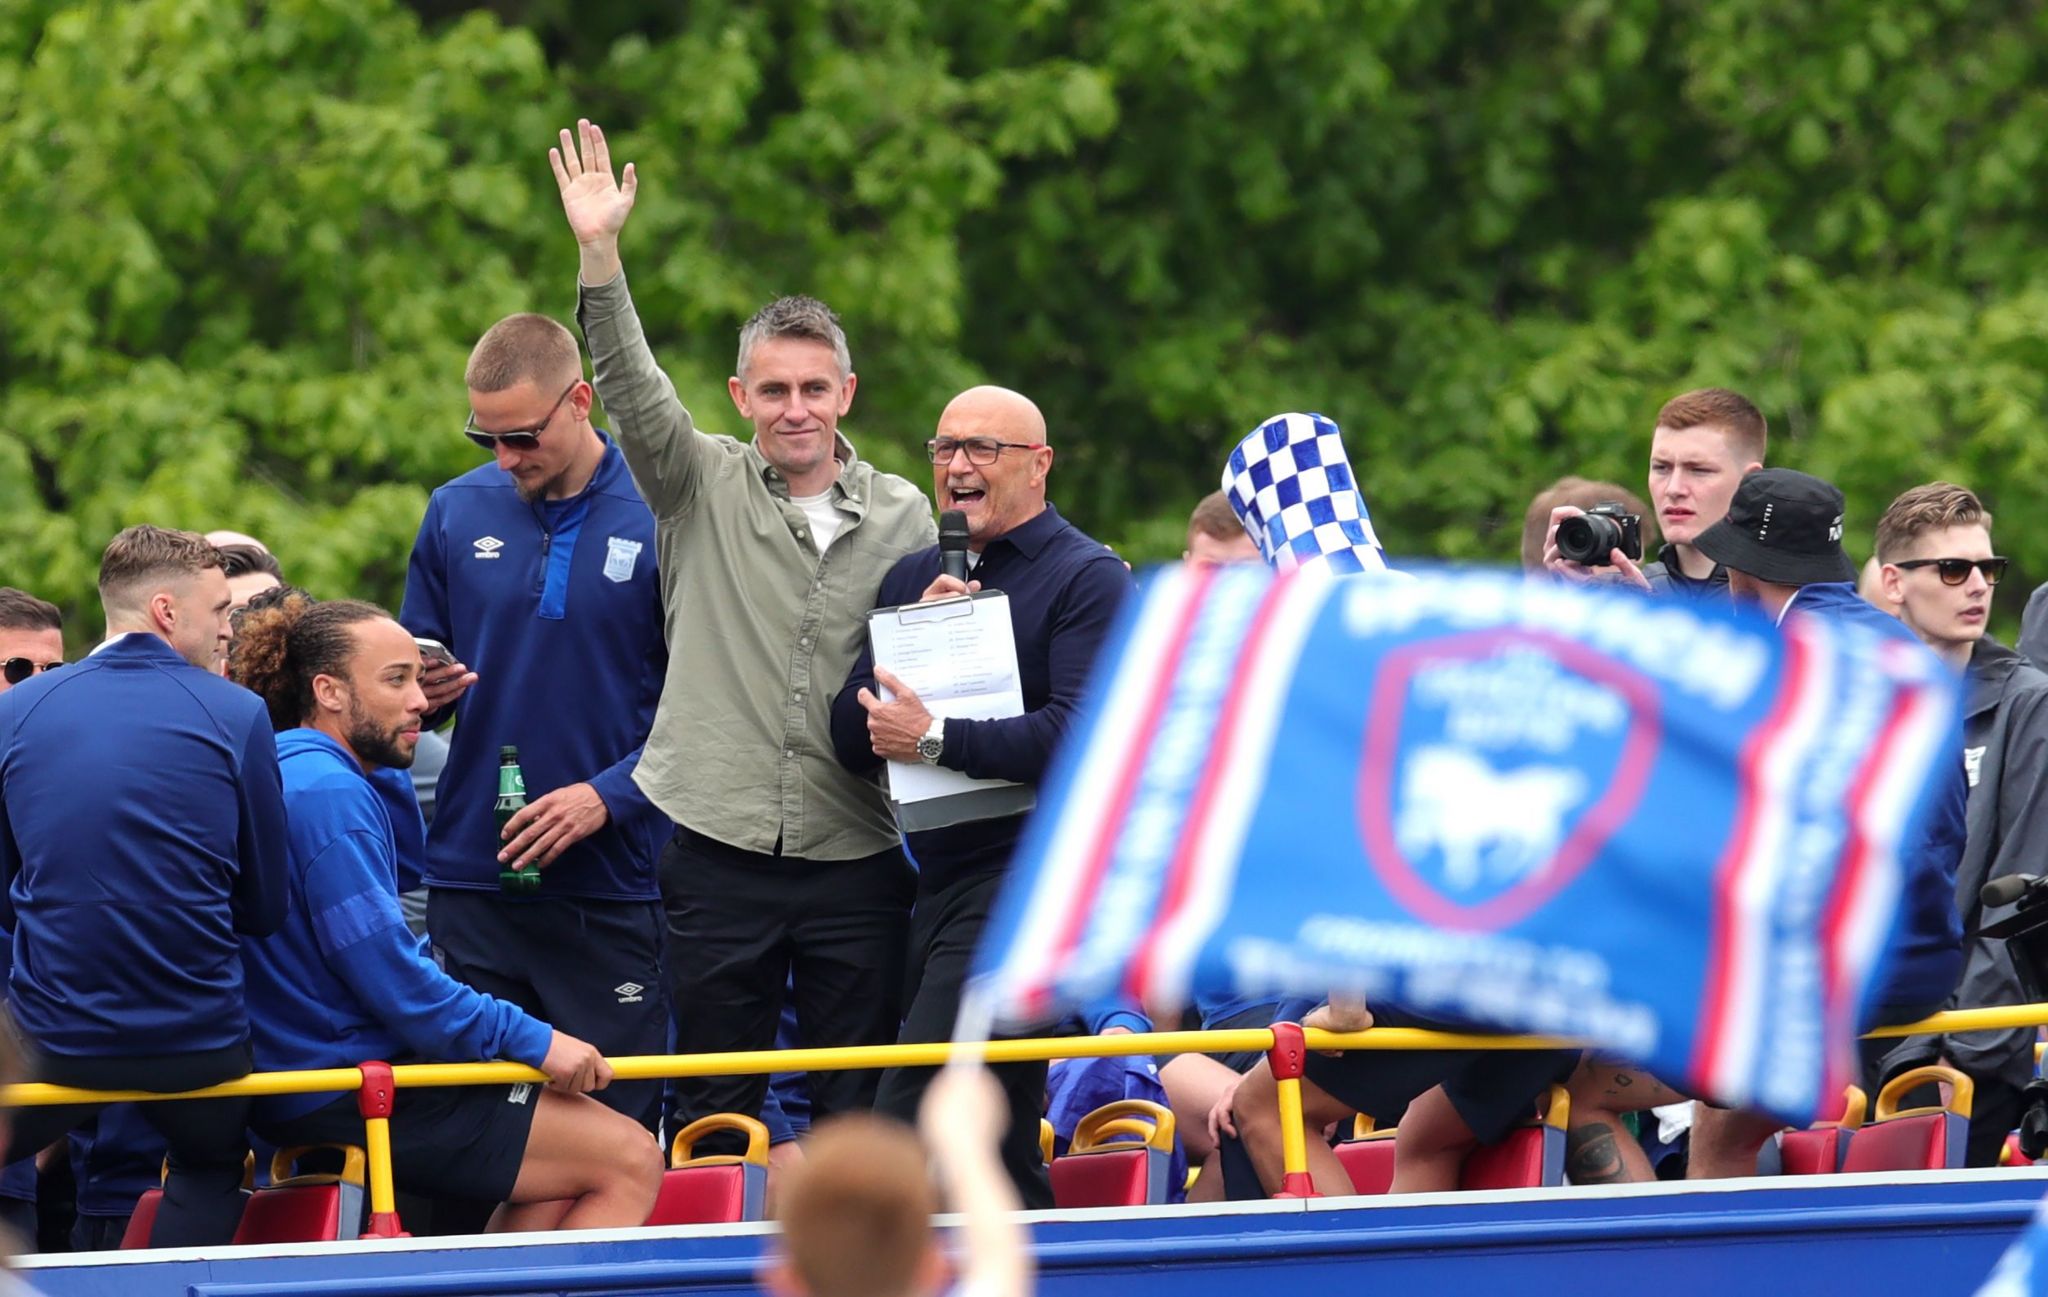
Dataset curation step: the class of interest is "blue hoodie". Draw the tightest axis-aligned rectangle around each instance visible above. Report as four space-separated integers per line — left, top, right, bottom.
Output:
242 730 552 1121
400 434 669 901
1783 582 1967 1011
0 634 287 1057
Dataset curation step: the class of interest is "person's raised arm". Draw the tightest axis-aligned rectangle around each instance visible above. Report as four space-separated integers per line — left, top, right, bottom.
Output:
552 117 711 518
920 1066 1032 1297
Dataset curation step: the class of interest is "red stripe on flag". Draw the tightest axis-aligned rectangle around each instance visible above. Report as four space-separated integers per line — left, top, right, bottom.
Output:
1037 566 1220 996
1692 629 1812 1088
1123 573 1298 1002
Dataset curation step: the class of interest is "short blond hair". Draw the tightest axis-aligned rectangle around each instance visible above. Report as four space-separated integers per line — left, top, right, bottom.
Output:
465 313 582 394
98 525 221 618
778 1115 935 1297
1874 482 1990 563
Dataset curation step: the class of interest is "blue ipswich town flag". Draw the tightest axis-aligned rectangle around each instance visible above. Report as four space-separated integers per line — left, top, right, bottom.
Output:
972 564 1963 1122
1978 1195 2048 1295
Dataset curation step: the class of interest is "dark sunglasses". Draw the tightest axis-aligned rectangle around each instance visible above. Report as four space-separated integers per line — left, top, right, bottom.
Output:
1893 556 2010 587
2 658 63 685
464 381 579 452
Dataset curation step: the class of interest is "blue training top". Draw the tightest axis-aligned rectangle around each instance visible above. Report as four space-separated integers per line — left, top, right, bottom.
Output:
242 729 553 1121
400 433 670 901
0 634 288 1058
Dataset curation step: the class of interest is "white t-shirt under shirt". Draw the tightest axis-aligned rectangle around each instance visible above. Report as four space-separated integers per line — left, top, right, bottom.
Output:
791 488 848 553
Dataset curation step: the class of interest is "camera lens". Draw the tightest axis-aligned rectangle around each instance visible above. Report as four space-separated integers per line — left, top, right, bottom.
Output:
1556 514 1623 567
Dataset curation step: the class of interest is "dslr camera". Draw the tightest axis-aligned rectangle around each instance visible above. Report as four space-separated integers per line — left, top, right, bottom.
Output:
1555 502 1644 567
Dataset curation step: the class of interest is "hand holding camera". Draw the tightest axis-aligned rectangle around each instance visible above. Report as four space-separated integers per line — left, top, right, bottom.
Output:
1543 502 1652 592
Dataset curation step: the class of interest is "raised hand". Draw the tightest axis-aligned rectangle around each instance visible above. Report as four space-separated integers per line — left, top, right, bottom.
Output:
550 118 636 282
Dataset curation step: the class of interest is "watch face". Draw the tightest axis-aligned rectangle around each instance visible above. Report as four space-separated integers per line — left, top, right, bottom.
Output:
917 736 943 761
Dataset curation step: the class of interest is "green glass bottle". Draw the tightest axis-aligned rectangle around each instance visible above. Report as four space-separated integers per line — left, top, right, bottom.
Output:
494 746 539 894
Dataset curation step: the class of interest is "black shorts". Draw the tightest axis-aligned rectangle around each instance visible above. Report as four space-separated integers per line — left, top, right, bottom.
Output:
428 889 665 1131
253 1080 542 1204
1202 1006 1286 1076
1302 1006 1579 1145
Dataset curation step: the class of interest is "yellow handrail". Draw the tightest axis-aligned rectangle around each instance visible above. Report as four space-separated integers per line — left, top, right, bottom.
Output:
6 999 2020 1109
7 998 2043 1232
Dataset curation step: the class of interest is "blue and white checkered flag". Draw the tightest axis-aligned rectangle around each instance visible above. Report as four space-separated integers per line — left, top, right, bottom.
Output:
1222 412 1389 574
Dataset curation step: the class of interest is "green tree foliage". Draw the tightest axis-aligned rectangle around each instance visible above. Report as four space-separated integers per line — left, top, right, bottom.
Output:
4 0 2048 644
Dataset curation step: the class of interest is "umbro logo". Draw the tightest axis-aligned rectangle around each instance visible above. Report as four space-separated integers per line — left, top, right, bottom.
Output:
473 536 504 559
614 982 646 1004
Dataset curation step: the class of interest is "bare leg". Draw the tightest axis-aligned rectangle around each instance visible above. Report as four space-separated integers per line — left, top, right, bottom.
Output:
1159 1054 1246 1164
1563 1060 1685 1185
1185 1150 1225 1203
1389 1086 1473 1194
490 1090 664 1231
1232 1061 1358 1196
1687 1104 1780 1180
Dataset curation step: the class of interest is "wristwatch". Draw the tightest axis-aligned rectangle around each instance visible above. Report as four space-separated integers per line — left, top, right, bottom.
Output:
916 717 945 765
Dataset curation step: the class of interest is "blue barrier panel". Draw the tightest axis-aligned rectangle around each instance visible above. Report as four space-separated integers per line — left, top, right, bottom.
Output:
17 1172 2047 1297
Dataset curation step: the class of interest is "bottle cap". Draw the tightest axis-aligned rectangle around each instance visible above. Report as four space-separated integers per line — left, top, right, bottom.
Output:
499 745 518 762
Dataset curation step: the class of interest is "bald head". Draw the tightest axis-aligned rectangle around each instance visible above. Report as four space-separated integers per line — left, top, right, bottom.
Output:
932 385 1054 549
941 385 1047 444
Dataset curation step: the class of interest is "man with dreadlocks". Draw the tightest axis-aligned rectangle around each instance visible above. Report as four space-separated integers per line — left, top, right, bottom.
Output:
228 590 661 1230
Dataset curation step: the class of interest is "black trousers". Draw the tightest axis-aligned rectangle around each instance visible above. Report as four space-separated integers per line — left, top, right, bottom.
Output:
428 890 667 1131
6 1043 252 1248
661 828 914 1149
875 867 1054 1211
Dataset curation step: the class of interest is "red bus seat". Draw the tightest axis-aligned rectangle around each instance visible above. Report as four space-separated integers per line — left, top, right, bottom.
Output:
118 1189 163 1249
233 1146 365 1245
1758 1085 1866 1176
1460 1086 1569 1190
646 1114 769 1226
1049 1101 1176 1209
2002 1133 2034 1167
1332 1115 1398 1196
1837 1066 1971 1174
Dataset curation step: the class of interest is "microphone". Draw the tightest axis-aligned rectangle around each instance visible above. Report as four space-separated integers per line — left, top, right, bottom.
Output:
1983 875 2042 909
939 510 970 585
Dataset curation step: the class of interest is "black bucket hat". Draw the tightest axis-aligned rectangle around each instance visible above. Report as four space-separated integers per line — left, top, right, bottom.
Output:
1692 468 1857 586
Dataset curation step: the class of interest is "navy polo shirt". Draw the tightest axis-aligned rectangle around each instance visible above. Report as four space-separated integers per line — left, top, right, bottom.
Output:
831 504 1134 888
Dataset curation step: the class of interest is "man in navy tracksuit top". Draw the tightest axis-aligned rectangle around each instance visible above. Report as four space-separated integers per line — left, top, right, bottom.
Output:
401 313 670 1131
0 526 288 1246
831 386 1134 1206
229 595 660 1228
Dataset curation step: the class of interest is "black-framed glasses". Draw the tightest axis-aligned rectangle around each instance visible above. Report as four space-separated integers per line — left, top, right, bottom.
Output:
2 658 63 685
464 381 579 452
925 437 1048 466
1894 556 2010 586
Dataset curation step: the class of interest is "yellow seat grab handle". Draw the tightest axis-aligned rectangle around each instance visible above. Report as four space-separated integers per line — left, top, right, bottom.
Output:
1875 1065 1974 1122
1830 1085 1870 1130
1070 1099 1176 1154
669 1113 771 1169
268 1144 367 1188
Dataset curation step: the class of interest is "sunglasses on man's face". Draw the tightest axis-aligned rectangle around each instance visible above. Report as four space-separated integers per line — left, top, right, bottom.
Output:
1894 556 2011 587
2 658 63 685
464 381 579 453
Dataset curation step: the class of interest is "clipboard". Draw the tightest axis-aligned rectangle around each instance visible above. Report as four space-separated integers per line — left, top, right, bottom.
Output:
866 590 1037 832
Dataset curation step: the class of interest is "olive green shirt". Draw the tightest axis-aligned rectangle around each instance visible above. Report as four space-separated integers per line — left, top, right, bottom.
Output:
578 271 937 859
